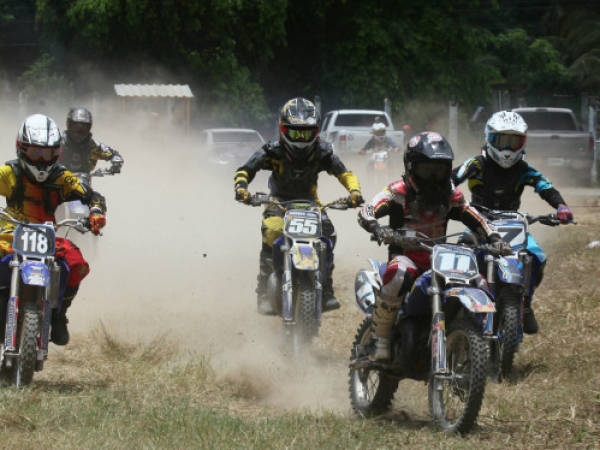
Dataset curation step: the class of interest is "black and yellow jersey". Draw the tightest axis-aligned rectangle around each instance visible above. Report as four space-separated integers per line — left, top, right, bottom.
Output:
234 140 360 200
0 161 106 251
60 133 121 173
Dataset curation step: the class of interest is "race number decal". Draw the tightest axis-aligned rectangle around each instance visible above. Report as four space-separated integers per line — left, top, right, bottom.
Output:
13 224 56 257
285 210 321 237
288 217 318 235
497 225 526 247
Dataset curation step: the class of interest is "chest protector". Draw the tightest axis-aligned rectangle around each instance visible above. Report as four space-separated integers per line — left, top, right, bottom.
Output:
6 160 65 221
61 137 93 173
471 160 523 210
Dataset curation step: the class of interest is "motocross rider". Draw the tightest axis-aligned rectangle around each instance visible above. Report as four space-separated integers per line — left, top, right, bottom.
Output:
359 121 399 154
358 131 504 361
0 114 107 345
452 110 574 334
60 107 124 175
234 97 364 315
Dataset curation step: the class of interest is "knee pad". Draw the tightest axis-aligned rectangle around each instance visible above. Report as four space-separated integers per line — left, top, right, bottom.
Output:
262 216 284 246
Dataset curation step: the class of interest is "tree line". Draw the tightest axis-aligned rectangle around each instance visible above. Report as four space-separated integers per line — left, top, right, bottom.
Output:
0 0 598 129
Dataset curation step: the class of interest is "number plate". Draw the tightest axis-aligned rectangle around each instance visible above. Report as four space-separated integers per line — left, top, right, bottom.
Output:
13 224 56 257
432 245 478 280
284 210 321 238
492 220 527 248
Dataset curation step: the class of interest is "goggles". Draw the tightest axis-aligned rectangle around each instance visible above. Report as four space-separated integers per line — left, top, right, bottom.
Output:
19 144 61 162
488 132 526 152
69 121 91 135
280 124 318 142
413 161 450 181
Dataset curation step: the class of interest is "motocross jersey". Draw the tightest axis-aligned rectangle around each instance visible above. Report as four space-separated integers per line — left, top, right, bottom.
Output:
234 140 360 200
358 178 494 269
0 161 106 253
60 132 122 173
451 154 565 210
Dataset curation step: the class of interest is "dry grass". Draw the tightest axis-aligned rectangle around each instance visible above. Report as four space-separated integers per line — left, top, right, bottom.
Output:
0 213 597 448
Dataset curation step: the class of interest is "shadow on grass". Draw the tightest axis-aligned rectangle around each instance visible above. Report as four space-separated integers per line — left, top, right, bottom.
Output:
378 409 431 431
505 361 549 383
30 378 110 394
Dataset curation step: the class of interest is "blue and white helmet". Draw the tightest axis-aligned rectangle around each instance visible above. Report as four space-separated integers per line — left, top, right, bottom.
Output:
484 111 528 169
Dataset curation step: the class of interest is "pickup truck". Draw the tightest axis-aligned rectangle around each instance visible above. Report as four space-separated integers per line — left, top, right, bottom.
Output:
511 107 595 184
319 109 404 154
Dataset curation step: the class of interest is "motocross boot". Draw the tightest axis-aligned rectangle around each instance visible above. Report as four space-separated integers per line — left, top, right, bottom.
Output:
256 246 275 316
51 287 76 346
523 297 538 334
322 264 340 312
369 300 400 361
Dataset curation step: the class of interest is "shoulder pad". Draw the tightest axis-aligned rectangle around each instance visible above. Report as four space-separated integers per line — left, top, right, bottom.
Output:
317 140 333 156
388 179 408 195
449 186 465 205
263 140 281 156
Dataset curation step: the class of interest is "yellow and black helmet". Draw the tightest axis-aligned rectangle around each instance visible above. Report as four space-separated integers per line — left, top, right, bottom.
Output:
278 97 320 161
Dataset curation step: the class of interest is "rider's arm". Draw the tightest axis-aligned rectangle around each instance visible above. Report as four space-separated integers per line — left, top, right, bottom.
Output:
360 138 375 153
451 156 482 187
234 146 269 191
90 139 122 170
0 165 17 198
520 163 566 209
357 186 394 232
56 171 107 213
322 149 361 193
448 188 495 241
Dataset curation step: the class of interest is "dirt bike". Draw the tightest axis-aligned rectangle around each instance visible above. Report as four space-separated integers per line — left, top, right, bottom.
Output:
349 230 499 434
55 167 117 223
360 146 397 186
471 207 576 381
0 209 90 387
248 193 351 356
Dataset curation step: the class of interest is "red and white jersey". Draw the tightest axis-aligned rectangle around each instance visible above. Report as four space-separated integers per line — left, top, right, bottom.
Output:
358 178 492 269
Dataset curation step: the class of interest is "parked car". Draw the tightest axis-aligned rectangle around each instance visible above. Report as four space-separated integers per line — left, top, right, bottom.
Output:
319 110 404 154
200 128 265 166
511 107 595 184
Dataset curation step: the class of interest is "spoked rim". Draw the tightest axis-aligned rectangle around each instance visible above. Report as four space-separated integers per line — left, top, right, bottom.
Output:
435 329 472 425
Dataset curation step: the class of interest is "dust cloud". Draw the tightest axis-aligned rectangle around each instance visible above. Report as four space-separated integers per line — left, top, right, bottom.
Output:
0 99 575 414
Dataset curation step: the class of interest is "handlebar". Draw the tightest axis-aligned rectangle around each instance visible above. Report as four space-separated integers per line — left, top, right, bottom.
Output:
526 213 577 226
0 209 91 234
247 192 354 210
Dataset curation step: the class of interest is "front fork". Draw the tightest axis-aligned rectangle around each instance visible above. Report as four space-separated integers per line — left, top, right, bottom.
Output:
4 254 21 354
429 275 447 376
280 240 323 324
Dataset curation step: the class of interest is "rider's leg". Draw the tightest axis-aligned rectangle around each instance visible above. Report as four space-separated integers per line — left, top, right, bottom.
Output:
51 239 89 345
321 215 340 312
258 212 284 315
524 236 547 334
370 256 419 361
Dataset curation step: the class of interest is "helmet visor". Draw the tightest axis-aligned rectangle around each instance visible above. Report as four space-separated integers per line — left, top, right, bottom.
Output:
280 124 318 142
488 132 526 151
20 144 61 162
414 160 450 182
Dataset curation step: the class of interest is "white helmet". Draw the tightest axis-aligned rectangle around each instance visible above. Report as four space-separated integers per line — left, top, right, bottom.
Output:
371 122 386 137
16 114 62 182
484 110 528 169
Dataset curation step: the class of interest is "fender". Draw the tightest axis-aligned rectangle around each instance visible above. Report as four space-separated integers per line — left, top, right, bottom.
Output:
20 261 50 287
290 243 319 271
496 255 524 285
443 287 496 313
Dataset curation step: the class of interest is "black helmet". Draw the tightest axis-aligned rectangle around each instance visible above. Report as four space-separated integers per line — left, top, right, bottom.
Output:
404 131 454 205
278 97 320 161
66 107 92 143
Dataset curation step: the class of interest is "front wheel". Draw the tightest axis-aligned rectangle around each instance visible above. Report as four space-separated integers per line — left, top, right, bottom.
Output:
494 288 522 380
288 272 320 357
349 317 399 416
13 303 41 387
429 319 488 434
